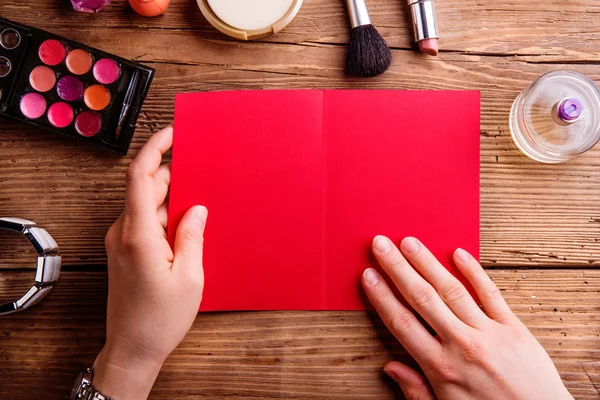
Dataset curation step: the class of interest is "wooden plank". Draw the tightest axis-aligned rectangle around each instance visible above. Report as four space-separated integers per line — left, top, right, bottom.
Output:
2 0 600 61
2 2 600 269
0 269 599 399
2 47 600 268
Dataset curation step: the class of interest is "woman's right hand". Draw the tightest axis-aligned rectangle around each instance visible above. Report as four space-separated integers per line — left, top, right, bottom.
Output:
362 235 573 400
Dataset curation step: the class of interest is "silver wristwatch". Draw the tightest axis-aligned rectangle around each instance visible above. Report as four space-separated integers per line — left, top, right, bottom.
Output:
71 368 112 400
0 217 61 315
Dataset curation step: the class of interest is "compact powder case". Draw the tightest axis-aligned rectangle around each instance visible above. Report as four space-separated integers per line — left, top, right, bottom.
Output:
197 0 304 40
0 18 155 155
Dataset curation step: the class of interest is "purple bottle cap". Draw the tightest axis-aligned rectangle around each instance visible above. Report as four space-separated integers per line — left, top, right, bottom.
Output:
557 98 583 122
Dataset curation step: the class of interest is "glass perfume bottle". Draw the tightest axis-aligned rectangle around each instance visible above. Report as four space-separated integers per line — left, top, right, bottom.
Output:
510 71 600 163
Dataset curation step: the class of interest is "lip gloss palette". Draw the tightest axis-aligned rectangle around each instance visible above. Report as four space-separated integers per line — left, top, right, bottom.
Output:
0 18 154 154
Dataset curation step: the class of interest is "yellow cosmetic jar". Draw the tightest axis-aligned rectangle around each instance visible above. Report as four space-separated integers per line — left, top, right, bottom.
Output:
197 0 304 40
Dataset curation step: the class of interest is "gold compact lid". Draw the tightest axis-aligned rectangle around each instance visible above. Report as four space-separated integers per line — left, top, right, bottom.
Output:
197 0 303 40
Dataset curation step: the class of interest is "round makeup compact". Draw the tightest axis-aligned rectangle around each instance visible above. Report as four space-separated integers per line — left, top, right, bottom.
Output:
197 0 303 40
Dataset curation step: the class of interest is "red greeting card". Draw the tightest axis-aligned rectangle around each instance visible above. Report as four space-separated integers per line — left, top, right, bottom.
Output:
169 90 480 311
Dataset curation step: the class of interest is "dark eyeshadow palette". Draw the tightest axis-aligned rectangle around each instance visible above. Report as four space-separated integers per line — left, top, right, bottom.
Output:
0 17 155 155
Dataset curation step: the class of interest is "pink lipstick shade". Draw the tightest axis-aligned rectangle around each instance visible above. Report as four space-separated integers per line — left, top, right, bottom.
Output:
48 102 75 128
418 38 438 56
20 93 47 119
93 58 121 84
29 66 56 92
75 111 102 137
408 0 439 56
38 39 67 66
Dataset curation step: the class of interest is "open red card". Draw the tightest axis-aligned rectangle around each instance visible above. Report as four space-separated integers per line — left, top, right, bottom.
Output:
169 90 480 311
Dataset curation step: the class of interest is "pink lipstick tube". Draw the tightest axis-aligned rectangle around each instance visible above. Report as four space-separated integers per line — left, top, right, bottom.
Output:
408 0 439 56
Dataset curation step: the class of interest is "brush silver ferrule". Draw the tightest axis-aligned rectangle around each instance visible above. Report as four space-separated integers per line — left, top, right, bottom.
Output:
347 0 371 28
408 0 438 42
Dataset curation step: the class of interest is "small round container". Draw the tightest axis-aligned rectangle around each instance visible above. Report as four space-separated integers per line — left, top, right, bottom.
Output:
510 71 600 163
197 0 303 40
0 56 11 78
0 28 21 50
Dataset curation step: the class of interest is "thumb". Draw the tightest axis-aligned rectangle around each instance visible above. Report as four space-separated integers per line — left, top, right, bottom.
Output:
173 205 208 279
384 361 436 400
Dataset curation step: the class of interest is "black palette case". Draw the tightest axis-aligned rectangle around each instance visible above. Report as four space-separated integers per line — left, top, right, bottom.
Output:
0 17 155 155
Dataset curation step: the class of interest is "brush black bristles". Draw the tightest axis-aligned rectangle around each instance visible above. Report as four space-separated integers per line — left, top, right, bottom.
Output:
346 24 393 78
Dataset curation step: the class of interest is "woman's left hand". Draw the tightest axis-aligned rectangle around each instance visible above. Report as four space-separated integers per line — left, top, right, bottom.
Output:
93 126 208 400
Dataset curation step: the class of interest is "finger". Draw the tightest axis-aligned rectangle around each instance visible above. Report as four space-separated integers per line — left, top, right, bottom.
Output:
125 126 173 223
154 163 171 207
362 268 442 363
400 237 487 328
372 236 465 340
173 206 208 285
453 248 518 325
158 201 169 230
384 361 436 400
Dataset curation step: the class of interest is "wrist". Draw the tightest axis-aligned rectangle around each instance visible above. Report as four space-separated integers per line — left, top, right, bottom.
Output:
92 345 163 400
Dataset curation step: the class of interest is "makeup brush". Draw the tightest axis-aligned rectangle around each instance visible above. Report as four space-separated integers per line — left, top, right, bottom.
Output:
115 70 139 140
345 0 392 78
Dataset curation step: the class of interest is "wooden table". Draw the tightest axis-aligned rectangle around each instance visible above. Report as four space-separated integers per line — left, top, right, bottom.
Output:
1 1 599 398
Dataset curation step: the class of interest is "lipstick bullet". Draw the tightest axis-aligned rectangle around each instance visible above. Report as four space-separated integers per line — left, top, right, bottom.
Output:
408 0 439 56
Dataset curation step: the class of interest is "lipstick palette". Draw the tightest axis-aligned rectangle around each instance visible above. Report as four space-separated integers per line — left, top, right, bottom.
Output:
0 18 154 154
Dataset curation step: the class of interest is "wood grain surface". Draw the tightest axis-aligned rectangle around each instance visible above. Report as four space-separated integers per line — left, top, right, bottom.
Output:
1 270 599 399
1 0 600 398
2 1 600 268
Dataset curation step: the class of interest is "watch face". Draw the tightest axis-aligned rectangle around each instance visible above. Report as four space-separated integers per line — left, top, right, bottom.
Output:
70 371 84 400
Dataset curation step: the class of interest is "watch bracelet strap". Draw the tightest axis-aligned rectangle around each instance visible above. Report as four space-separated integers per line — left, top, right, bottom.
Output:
85 385 112 400
77 369 112 400
0 217 61 315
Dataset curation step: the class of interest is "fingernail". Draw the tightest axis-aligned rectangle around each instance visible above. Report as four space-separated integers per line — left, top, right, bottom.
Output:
363 268 380 286
192 206 208 227
384 368 399 381
401 237 420 254
456 248 469 263
373 235 392 254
